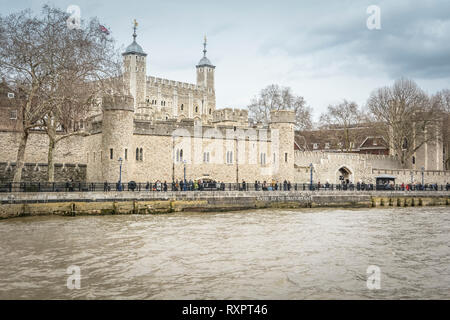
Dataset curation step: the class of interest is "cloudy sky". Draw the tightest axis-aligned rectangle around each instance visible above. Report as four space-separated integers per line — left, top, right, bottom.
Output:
2 0 450 120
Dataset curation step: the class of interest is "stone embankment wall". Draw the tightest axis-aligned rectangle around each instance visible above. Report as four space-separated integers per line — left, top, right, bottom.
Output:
0 191 448 219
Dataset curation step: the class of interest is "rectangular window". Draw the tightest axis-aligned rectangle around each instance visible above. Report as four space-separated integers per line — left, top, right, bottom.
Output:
7 92 14 99
125 149 128 160
260 153 266 165
325 143 330 149
226 151 233 164
10 110 17 120
110 148 113 160
285 153 288 162
313 143 319 150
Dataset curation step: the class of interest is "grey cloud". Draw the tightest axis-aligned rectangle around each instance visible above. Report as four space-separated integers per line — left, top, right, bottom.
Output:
259 0 450 79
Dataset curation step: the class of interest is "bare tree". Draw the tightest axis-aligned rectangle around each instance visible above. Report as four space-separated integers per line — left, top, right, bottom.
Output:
367 78 441 167
37 7 121 182
433 89 450 169
0 8 55 182
319 100 366 152
248 84 312 130
434 89 450 113
0 5 122 182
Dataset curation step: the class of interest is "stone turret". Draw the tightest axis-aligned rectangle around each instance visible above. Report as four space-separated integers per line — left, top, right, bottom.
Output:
270 110 295 182
196 36 215 91
101 95 135 183
122 20 147 111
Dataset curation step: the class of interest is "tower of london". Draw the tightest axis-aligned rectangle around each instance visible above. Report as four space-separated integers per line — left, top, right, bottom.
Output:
0 22 448 186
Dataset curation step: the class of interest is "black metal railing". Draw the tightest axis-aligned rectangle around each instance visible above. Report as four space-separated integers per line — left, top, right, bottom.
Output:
0 181 449 193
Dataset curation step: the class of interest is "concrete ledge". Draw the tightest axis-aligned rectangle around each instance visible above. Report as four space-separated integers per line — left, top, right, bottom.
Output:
1 190 448 203
0 190 448 220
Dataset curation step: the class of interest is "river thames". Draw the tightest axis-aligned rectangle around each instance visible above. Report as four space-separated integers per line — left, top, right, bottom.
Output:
0 206 449 299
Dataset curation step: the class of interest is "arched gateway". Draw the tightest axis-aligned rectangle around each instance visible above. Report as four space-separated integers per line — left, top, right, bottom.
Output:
336 166 353 184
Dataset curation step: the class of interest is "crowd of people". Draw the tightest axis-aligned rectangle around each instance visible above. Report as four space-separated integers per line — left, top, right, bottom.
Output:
99 179 450 192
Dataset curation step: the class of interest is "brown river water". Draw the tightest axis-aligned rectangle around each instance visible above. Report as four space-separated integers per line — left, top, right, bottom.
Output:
0 206 449 299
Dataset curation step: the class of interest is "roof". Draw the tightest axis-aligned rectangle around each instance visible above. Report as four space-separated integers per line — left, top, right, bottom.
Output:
123 40 147 56
375 174 396 179
295 126 389 152
197 56 215 68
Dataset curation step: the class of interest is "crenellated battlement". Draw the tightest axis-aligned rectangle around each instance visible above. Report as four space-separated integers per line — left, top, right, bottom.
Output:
147 76 212 93
212 108 248 124
270 110 296 124
102 95 134 112
295 151 398 160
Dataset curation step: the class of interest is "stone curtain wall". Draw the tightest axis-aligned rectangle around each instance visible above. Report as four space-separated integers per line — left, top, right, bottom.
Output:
294 151 401 184
372 168 450 185
84 133 103 182
0 131 86 164
294 150 450 184
0 162 87 182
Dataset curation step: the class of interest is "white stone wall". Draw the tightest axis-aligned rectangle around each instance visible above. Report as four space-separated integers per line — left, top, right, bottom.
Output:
294 150 450 184
142 76 216 122
0 131 85 164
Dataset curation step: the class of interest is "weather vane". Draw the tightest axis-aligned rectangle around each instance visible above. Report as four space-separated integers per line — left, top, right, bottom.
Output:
132 19 138 41
203 35 207 57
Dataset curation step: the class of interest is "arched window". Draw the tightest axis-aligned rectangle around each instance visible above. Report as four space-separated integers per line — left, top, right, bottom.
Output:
180 149 183 161
181 104 184 111
195 106 198 113
412 156 416 164
139 148 143 161
136 148 139 161
209 108 212 115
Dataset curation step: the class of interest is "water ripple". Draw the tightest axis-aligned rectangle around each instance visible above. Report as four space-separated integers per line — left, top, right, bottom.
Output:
0 207 449 299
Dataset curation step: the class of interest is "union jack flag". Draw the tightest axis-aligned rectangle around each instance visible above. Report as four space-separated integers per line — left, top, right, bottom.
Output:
99 25 110 35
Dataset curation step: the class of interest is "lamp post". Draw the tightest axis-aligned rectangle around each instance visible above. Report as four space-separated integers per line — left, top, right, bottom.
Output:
421 166 425 186
118 157 123 192
183 160 187 191
172 136 175 184
235 136 239 188
309 163 314 191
